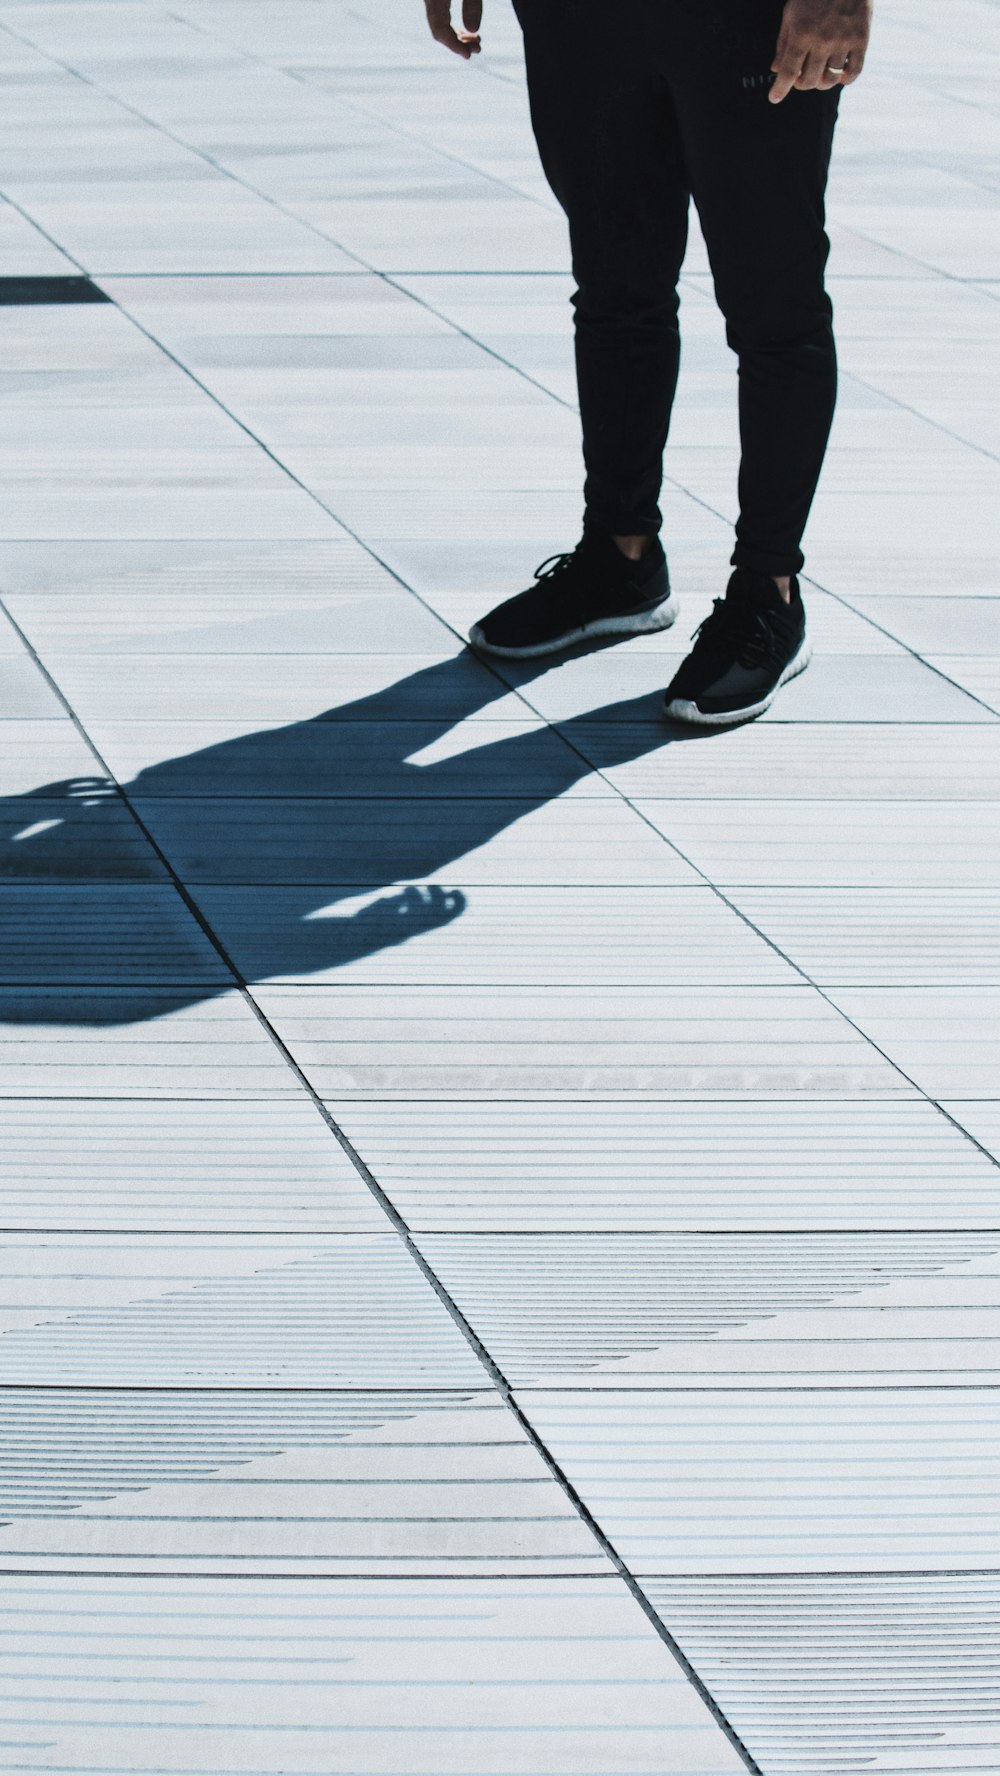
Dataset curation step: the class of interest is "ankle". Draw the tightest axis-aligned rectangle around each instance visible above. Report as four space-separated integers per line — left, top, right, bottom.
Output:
772 574 793 604
612 534 653 563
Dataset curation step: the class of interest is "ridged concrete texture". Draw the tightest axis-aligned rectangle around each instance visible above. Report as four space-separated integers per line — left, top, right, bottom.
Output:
0 1 998 1771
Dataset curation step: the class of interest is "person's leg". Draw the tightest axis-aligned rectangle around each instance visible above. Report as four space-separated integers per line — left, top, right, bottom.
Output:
512 0 692 543
658 1 842 723
657 0 842 581
466 0 691 657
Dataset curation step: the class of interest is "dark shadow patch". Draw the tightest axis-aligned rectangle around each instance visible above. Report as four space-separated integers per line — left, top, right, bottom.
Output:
0 275 110 306
0 651 712 1024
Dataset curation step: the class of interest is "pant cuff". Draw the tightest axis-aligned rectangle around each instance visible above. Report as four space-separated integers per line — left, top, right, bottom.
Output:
585 513 661 539
731 543 805 577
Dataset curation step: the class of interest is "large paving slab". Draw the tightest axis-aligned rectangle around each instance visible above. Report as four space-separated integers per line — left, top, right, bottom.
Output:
0 0 998 1771
0 1576 746 1775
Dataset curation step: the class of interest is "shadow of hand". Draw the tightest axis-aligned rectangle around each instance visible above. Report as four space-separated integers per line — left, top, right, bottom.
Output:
287 882 467 977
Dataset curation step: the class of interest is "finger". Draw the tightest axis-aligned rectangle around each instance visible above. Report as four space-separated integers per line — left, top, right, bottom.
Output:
769 43 805 104
794 48 831 89
769 21 806 104
462 0 483 35
840 46 866 83
816 44 850 88
437 22 478 55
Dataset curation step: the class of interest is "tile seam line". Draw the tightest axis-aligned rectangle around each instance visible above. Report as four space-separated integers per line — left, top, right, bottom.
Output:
0 16 380 277
839 64 1000 191
3 1380 1000 1392
0 147 987 770
0 1561 999 1579
812 229 1000 390
0 34 580 687
0 0 822 1280
815 326 1000 472
1 13 998 492
0 1565 997 1576
340 0 525 97
0 631 764 1776
498 699 1000 1169
112 0 1000 249
0 17 575 414
163 0 562 213
5 1230 998 1238
0 254 564 713
0 21 988 714
0 20 985 1737
782 577 1000 721
0 1568 623 1580
653 462 1000 718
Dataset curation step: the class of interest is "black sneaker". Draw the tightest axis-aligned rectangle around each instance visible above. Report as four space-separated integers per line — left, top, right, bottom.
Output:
663 569 811 725
468 531 678 659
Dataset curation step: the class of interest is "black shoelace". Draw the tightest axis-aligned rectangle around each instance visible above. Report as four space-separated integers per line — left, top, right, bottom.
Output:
533 547 584 599
533 541 641 616
690 596 785 670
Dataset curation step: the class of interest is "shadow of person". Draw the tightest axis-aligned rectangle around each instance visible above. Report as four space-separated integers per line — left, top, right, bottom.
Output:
0 649 690 1026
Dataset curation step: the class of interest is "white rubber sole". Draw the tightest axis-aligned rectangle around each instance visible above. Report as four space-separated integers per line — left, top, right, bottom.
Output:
468 589 679 659
664 636 812 727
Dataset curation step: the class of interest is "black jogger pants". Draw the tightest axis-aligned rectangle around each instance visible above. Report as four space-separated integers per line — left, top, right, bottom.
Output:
511 0 843 576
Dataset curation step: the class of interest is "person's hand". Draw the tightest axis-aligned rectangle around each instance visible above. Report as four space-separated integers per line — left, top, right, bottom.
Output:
424 0 482 58
769 0 872 102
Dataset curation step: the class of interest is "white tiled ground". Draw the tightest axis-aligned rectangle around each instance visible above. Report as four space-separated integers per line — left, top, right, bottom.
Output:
0 1 998 1772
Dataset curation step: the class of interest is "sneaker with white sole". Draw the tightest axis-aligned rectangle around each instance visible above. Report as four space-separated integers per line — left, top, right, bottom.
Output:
663 568 810 726
468 531 677 659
